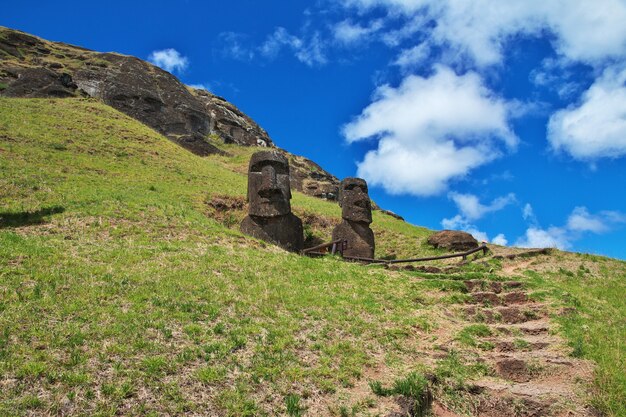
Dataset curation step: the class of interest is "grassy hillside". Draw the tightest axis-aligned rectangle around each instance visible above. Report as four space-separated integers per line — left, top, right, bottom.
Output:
0 98 624 416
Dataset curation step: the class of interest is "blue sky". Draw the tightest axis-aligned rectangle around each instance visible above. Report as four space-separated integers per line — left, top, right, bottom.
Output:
3 0 626 259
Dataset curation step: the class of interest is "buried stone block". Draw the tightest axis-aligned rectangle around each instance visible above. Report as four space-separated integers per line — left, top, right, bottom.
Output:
332 177 375 258
240 150 303 252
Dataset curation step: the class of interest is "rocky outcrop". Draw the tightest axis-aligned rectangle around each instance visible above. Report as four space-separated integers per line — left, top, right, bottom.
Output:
289 154 340 201
0 28 219 155
192 89 271 147
427 230 479 252
0 26 345 200
74 54 220 156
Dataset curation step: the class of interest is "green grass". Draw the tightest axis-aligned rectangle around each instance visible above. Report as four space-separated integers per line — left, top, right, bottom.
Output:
369 372 431 417
0 98 624 416
0 98 443 415
456 324 494 350
524 263 626 416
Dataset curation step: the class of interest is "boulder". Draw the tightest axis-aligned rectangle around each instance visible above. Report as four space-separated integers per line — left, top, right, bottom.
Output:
427 230 478 252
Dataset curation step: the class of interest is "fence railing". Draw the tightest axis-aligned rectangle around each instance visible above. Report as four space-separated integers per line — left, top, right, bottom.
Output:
302 241 489 265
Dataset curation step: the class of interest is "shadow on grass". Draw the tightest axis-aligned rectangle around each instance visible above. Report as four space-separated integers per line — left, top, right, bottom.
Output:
0 206 65 228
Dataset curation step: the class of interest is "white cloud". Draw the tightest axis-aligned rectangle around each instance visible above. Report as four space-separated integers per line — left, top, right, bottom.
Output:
334 19 384 45
441 192 514 244
530 58 581 99
516 226 571 249
440 214 502 244
492 234 508 246
343 65 517 196
188 83 210 91
522 203 536 222
218 32 255 61
515 206 626 249
449 192 516 221
343 0 626 66
260 27 303 59
148 48 188 73
294 33 327 66
547 65 626 161
393 43 430 69
339 0 626 166
260 27 327 66
566 206 625 233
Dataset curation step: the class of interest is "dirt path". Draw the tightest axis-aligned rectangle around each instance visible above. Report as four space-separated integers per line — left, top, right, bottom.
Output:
433 278 596 417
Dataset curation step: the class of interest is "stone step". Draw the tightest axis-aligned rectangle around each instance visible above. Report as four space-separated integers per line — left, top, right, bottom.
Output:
492 339 549 352
464 280 524 294
470 378 596 417
496 320 550 336
486 351 587 384
462 305 546 324
469 290 530 306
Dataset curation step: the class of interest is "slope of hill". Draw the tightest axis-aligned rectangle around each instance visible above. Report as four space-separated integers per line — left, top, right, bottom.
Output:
1 98 624 416
0 26 340 201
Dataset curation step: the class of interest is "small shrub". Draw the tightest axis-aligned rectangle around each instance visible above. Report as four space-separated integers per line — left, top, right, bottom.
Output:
571 337 585 358
369 380 389 396
456 324 492 347
303 223 314 242
141 356 169 376
50 142 67 151
196 365 227 385
285 394 306 417
513 339 530 350
369 372 431 417
20 395 44 409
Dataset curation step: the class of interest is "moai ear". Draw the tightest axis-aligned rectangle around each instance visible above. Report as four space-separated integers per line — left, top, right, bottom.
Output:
337 183 343 207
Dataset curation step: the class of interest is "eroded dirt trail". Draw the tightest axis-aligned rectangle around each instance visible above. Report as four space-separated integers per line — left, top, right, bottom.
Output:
433 276 595 417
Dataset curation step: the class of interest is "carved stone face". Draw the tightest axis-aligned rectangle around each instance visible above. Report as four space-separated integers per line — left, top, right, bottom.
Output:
247 150 291 217
339 177 372 224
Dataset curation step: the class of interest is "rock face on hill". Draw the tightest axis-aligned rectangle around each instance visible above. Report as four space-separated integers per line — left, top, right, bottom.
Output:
0 26 339 198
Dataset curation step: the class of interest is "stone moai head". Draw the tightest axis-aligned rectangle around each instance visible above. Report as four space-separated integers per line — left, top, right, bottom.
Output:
338 177 372 224
247 150 291 217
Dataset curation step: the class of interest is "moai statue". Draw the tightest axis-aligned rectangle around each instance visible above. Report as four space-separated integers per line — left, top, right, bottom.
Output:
332 177 375 258
240 150 304 252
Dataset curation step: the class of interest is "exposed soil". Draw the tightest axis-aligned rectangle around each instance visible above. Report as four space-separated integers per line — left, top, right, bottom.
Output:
433 275 596 417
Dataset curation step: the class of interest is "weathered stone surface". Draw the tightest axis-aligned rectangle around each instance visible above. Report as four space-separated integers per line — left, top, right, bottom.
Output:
0 29 44 58
427 230 479 252
240 214 303 252
332 177 375 258
339 178 372 224
240 151 303 252
332 220 374 259
246 151 292 217
73 54 220 156
288 155 340 201
0 67 77 98
192 89 272 147
380 209 404 221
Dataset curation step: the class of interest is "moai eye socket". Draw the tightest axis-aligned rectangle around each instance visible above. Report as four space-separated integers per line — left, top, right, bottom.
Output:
272 161 289 175
250 161 289 174
250 162 264 173
344 183 367 193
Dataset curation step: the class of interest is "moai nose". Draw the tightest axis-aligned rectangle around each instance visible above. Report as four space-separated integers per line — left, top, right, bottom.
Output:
262 165 277 189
